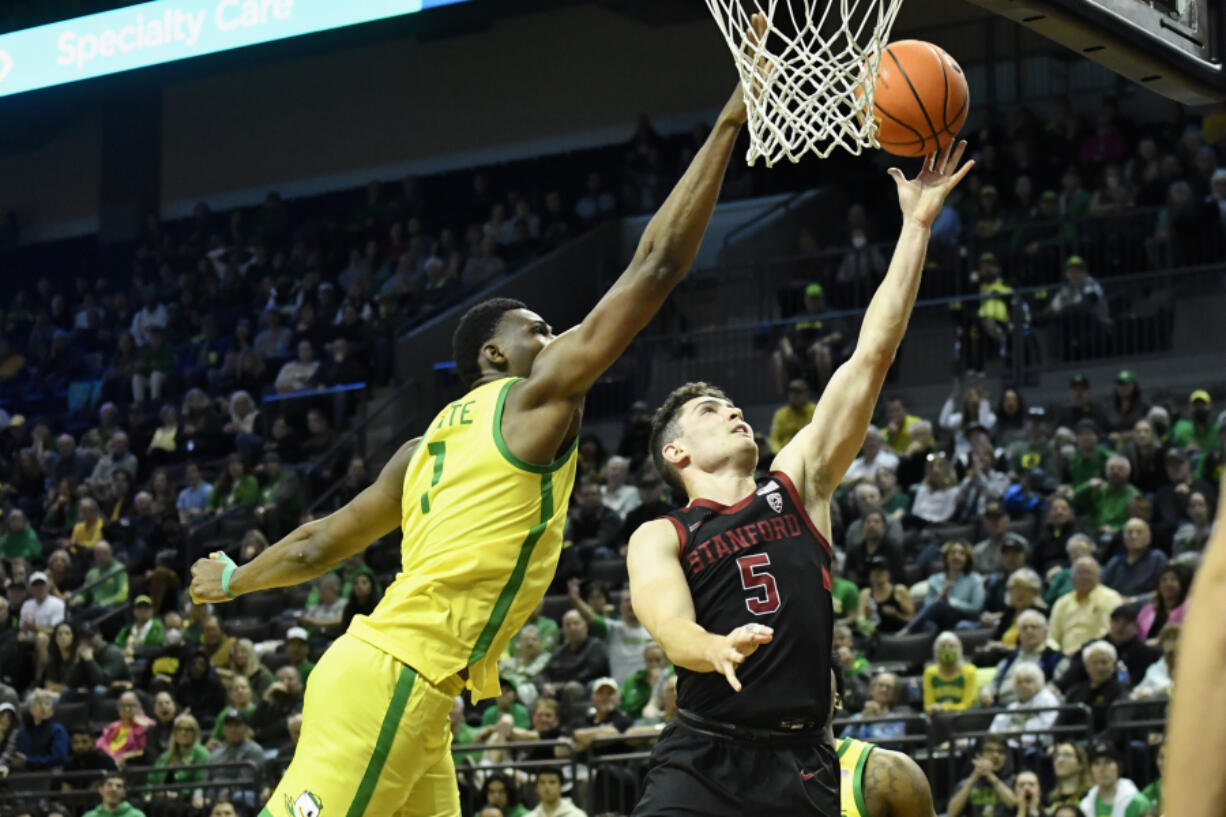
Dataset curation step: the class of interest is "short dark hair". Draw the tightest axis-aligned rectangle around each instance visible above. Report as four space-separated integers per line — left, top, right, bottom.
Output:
451 298 527 386
649 382 730 498
535 766 564 784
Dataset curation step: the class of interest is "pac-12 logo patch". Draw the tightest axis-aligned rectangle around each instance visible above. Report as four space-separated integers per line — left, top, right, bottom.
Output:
286 791 322 817
766 492 783 513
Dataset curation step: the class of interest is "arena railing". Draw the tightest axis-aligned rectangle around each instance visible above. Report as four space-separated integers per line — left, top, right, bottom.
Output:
450 738 580 813
935 704 1096 797
0 760 264 815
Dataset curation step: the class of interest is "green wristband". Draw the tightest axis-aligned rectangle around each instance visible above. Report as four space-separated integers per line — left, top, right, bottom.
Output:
217 553 238 599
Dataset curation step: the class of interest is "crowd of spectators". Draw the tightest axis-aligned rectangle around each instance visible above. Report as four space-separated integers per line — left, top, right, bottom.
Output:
1 79 1223 817
771 96 1226 397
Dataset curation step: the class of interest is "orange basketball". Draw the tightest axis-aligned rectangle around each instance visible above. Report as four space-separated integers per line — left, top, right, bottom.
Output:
871 40 970 158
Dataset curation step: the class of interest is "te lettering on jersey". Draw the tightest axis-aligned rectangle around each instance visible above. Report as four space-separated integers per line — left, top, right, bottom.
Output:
435 399 476 430
685 514 803 575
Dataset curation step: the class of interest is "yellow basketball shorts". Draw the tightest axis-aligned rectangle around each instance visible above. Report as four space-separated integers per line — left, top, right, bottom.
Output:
259 632 463 817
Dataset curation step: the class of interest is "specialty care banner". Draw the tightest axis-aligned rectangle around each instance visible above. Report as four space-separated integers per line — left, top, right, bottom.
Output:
0 0 471 98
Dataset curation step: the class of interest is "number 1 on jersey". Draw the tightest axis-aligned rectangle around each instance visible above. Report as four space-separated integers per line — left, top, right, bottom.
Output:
419 441 446 514
737 553 781 615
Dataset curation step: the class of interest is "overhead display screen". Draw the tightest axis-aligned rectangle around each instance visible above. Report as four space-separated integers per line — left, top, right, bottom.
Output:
0 0 471 99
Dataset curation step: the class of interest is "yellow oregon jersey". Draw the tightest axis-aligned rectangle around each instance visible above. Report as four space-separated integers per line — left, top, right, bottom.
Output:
838 736 875 817
348 377 578 702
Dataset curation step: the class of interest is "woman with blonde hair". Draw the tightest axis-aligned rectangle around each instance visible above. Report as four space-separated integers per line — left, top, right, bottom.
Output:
1048 741 1094 813
149 713 211 789
922 631 978 713
216 638 273 695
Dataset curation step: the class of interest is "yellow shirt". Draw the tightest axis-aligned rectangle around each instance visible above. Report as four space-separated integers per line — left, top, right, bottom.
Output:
922 663 978 711
1047 583 1124 654
978 280 1012 323
348 377 578 702
884 414 923 453
838 736 874 817
768 402 815 454
70 519 104 551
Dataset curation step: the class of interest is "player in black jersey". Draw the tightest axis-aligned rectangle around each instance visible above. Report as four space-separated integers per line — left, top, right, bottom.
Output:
626 140 973 817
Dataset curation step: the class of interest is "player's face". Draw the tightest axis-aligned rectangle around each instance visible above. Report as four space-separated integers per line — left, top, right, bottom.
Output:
494 309 555 377
669 396 757 474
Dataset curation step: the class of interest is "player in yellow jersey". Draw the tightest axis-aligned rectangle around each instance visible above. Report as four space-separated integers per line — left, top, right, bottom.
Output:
829 663 936 817
186 75 758 817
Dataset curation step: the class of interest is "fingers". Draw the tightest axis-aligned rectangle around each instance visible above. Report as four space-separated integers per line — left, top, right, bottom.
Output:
949 139 968 172
719 652 744 692
949 159 976 187
887 167 905 185
749 12 768 43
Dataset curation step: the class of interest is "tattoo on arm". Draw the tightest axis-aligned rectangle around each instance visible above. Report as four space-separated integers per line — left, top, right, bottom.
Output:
863 749 937 817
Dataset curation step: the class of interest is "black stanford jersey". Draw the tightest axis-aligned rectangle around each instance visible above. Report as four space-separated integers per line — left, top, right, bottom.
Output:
662 471 834 728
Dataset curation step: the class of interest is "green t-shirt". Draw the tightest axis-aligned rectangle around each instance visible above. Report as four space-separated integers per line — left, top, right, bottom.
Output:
82 803 147 817
1095 791 1150 817
1172 417 1220 455
831 578 860 620
510 615 559 656
1076 482 1141 532
1066 446 1112 489
1045 567 1073 607
1008 440 1058 475
1140 779 1161 815
0 527 42 562
452 722 482 764
481 702 531 729
296 658 316 684
83 562 129 607
148 742 212 784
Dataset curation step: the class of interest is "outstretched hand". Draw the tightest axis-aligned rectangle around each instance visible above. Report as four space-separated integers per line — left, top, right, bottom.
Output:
888 139 974 228
705 622 774 692
729 13 772 125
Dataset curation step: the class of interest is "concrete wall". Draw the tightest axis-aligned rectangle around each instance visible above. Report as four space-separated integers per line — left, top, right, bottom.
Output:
159 4 734 216
0 111 103 242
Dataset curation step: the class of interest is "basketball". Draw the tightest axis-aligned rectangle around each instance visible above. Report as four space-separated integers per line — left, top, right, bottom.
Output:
870 39 970 158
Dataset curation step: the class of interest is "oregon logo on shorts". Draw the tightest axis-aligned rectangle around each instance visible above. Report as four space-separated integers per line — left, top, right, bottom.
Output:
285 791 322 817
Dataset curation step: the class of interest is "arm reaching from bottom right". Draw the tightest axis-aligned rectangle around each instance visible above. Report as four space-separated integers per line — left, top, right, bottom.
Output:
1163 475 1226 817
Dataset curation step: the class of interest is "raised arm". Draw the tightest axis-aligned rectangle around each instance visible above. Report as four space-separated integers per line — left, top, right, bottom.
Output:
188 438 419 602
773 142 973 505
1164 475 1226 817
512 87 748 412
627 519 772 692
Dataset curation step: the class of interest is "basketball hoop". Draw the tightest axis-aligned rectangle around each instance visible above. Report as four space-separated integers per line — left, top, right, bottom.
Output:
704 0 906 165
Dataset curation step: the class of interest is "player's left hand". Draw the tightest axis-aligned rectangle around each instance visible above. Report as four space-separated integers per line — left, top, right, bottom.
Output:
189 552 236 604
707 623 773 692
889 139 974 228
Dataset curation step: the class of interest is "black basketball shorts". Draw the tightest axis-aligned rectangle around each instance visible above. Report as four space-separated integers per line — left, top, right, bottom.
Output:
631 717 840 817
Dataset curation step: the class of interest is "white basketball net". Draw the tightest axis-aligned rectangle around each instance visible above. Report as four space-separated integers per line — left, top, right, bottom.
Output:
704 0 905 166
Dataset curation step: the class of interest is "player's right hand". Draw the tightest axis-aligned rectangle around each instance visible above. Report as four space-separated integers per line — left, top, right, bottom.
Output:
189 553 235 604
707 623 773 692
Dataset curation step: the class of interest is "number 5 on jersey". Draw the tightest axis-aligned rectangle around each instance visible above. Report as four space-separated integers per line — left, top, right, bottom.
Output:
419 441 446 514
737 553 781 615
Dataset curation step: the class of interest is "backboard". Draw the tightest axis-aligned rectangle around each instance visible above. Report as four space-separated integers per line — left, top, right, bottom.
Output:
964 0 1225 104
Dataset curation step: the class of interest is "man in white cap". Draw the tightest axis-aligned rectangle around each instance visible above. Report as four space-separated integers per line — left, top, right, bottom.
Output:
284 626 315 684
19 572 65 638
